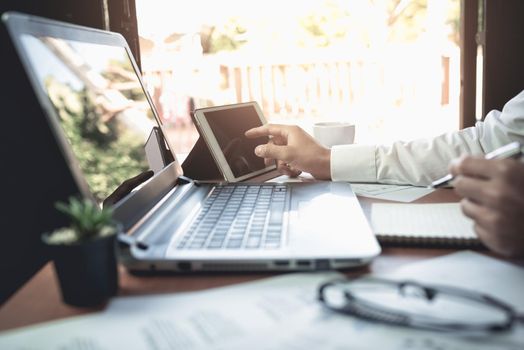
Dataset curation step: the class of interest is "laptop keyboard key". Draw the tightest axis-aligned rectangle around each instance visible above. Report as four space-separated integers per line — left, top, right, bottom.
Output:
246 237 261 248
264 241 281 249
226 239 243 249
175 185 288 251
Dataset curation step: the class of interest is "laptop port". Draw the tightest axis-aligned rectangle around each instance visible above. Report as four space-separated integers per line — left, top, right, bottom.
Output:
177 262 191 271
315 259 330 270
274 260 289 267
296 260 311 268
136 241 149 250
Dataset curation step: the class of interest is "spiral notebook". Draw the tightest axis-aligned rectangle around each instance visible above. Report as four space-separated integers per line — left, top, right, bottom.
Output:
370 203 482 247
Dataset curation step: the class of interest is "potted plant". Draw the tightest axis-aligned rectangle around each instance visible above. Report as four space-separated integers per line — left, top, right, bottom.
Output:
42 197 120 307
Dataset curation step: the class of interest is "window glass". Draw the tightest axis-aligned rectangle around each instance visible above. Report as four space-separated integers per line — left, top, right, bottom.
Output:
137 0 460 153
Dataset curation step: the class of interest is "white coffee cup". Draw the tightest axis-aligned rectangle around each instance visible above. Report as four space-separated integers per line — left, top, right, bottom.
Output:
313 122 355 148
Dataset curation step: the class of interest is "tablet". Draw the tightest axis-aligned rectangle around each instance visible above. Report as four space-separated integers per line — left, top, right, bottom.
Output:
193 102 276 182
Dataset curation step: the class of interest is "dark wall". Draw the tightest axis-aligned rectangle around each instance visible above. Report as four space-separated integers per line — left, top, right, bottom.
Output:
0 1 107 29
0 0 141 68
108 0 141 70
482 0 524 116
0 22 80 302
0 0 140 303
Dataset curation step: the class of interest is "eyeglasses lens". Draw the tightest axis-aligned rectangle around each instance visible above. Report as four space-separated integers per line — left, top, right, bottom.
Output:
323 280 507 328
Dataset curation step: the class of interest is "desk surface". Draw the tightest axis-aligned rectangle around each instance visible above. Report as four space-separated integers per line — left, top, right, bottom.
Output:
0 188 488 332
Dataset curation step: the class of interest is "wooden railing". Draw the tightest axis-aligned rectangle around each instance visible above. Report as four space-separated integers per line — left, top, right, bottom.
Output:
215 53 453 119
142 50 454 122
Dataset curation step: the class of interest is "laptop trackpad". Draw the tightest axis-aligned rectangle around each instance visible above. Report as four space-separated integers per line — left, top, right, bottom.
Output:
293 194 352 245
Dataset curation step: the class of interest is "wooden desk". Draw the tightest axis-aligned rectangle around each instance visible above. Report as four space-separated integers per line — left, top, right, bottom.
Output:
0 188 485 332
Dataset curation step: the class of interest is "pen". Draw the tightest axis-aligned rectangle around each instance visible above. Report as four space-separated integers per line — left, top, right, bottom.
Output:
430 141 523 188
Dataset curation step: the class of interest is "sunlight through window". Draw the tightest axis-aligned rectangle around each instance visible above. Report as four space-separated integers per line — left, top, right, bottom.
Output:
136 0 460 154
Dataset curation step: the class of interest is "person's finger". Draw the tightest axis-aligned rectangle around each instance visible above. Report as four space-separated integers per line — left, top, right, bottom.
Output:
286 166 302 177
279 166 295 177
473 223 518 258
267 138 282 148
262 139 279 167
449 156 497 179
276 160 288 172
452 176 491 204
463 198 524 246
255 143 290 161
264 157 275 167
245 124 289 139
472 223 493 248
461 199 507 236
275 160 302 177
271 135 287 146
460 198 495 229
278 164 298 177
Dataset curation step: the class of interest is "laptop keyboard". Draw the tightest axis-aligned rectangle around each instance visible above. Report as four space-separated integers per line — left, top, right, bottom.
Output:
175 185 288 250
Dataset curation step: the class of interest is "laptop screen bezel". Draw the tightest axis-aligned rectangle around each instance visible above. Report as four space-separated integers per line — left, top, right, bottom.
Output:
3 12 183 229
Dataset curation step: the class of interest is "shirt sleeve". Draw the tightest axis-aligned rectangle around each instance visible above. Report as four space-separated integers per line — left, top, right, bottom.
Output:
330 89 524 186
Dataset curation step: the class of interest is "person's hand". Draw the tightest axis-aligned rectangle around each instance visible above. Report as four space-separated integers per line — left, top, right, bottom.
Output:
450 156 524 258
245 124 331 180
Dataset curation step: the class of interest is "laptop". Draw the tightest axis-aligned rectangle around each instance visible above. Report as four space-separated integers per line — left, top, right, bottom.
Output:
4 12 380 272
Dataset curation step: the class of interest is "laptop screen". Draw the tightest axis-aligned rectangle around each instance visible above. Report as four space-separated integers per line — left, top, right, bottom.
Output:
19 33 156 203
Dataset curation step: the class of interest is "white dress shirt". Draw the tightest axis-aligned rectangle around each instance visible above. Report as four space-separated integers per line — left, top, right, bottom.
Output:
330 89 524 186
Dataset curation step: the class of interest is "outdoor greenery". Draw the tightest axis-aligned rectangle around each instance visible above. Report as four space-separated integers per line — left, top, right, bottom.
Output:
206 17 248 53
102 58 150 105
204 0 460 53
45 77 148 203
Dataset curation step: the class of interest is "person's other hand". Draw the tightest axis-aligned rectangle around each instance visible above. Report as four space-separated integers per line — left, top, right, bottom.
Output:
245 124 331 179
450 156 524 258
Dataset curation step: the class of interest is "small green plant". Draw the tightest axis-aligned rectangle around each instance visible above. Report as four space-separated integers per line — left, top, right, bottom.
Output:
46 197 116 245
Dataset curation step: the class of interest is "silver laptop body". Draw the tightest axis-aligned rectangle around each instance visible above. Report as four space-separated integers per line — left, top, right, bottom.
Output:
4 12 381 272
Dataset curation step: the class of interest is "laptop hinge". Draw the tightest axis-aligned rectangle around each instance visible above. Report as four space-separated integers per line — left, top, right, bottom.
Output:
177 175 201 186
117 233 149 250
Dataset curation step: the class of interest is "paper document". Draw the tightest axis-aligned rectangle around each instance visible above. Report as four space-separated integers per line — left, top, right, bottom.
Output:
370 202 477 240
225 252 524 350
2 253 522 350
352 183 434 202
0 272 339 350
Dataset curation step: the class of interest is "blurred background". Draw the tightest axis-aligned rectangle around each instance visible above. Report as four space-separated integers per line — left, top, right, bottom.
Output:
136 0 463 154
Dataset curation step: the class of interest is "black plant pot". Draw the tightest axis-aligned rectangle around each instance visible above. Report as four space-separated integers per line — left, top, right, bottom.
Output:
44 233 119 307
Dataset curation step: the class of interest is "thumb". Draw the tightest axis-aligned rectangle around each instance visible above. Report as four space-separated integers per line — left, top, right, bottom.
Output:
448 157 464 176
255 143 288 161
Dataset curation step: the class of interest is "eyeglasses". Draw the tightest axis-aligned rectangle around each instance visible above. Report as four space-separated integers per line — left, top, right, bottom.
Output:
318 277 524 333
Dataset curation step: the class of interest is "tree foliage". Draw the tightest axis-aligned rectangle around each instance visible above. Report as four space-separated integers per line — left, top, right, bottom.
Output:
205 0 459 52
46 78 148 203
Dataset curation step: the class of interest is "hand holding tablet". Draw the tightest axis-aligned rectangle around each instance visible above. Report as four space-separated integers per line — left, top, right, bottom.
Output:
192 102 277 182
245 124 332 180
193 101 332 181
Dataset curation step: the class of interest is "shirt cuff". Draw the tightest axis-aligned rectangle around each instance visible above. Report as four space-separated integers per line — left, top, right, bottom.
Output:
330 144 377 182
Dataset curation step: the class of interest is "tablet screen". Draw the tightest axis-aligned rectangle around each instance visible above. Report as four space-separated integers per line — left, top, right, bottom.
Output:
202 105 269 178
